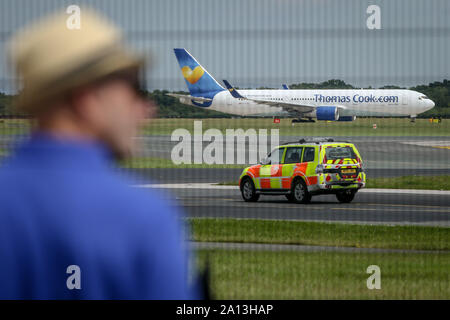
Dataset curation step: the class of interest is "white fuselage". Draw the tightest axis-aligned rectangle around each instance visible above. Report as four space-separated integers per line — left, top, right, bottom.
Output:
185 89 434 117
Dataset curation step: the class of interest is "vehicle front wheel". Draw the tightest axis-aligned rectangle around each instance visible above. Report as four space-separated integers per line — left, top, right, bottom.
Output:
240 178 260 202
290 178 311 204
336 189 357 203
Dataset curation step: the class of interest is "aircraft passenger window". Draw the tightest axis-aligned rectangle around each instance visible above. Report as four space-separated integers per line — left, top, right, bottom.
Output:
302 147 315 162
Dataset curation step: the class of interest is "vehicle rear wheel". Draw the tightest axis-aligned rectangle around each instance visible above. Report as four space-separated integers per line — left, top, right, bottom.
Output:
290 178 311 204
336 189 357 203
240 177 260 202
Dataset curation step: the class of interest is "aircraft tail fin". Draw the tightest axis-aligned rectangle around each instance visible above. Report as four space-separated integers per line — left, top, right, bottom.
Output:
173 48 224 97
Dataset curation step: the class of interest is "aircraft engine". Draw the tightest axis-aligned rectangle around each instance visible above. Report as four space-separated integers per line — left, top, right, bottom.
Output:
316 106 340 121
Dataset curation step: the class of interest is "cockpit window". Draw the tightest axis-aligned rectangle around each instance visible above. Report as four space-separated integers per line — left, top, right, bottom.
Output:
419 95 429 100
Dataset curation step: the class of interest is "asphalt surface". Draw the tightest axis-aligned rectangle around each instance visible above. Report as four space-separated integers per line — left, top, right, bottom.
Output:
125 134 450 227
2 134 449 227
191 241 448 254
3 135 450 170
134 135 450 169
136 186 450 227
125 168 450 184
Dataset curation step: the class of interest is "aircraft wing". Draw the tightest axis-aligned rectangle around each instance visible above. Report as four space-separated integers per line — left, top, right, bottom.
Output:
222 80 315 113
242 96 315 113
166 93 213 103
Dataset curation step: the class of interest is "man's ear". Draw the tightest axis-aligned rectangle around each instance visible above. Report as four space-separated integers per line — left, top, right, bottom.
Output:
67 85 98 118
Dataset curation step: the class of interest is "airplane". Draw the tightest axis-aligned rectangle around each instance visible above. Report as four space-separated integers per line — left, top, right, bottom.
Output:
167 48 435 122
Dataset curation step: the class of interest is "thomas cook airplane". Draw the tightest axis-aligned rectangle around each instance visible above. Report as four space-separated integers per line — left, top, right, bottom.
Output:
167 48 435 122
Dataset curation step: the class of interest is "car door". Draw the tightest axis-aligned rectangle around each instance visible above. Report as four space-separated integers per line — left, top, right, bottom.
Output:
302 146 318 185
281 147 304 189
259 147 285 189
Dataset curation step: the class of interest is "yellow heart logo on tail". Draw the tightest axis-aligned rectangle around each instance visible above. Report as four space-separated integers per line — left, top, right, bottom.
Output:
181 66 204 84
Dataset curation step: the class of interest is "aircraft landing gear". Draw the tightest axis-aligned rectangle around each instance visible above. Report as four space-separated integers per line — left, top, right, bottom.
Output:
410 115 416 123
292 118 315 124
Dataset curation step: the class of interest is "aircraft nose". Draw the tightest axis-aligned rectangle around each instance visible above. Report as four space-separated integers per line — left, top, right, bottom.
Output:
429 100 435 109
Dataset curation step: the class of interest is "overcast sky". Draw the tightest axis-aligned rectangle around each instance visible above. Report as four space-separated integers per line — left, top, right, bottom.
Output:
1 0 449 93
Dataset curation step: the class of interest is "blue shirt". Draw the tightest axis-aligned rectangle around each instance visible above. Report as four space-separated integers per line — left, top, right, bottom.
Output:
0 133 195 299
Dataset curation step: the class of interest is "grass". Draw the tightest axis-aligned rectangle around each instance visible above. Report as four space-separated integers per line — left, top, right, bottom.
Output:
139 117 450 136
216 175 450 191
0 119 30 135
365 175 450 190
193 218 450 299
197 249 450 299
188 218 450 251
0 117 448 137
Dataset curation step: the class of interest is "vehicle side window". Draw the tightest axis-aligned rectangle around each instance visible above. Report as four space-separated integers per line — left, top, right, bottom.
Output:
302 147 315 162
284 147 303 164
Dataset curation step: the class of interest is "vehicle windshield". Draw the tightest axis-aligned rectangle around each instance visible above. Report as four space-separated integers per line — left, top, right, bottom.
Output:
265 147 285 164
325 146 356 160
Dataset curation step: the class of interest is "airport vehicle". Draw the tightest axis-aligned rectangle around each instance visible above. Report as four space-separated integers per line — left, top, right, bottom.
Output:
168 48 435 122
238 138 366 203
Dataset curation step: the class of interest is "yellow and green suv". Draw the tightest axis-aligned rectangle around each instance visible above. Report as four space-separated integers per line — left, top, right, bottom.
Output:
239 138 366 203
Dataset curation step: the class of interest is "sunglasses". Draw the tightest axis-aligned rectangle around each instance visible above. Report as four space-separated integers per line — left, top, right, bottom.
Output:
102 68 148 99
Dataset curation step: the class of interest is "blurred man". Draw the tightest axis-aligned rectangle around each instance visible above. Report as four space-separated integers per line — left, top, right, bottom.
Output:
0 10 197 299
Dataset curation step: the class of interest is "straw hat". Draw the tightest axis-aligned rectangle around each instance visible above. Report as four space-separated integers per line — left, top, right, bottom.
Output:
8 9 144 114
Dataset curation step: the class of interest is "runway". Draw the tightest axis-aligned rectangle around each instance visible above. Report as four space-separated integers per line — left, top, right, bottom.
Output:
3 134 450 170
126 167 450 184
125 134 450 227
2 134 449 227
134 135 450 169
191 241 447 254
137 184 450 227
